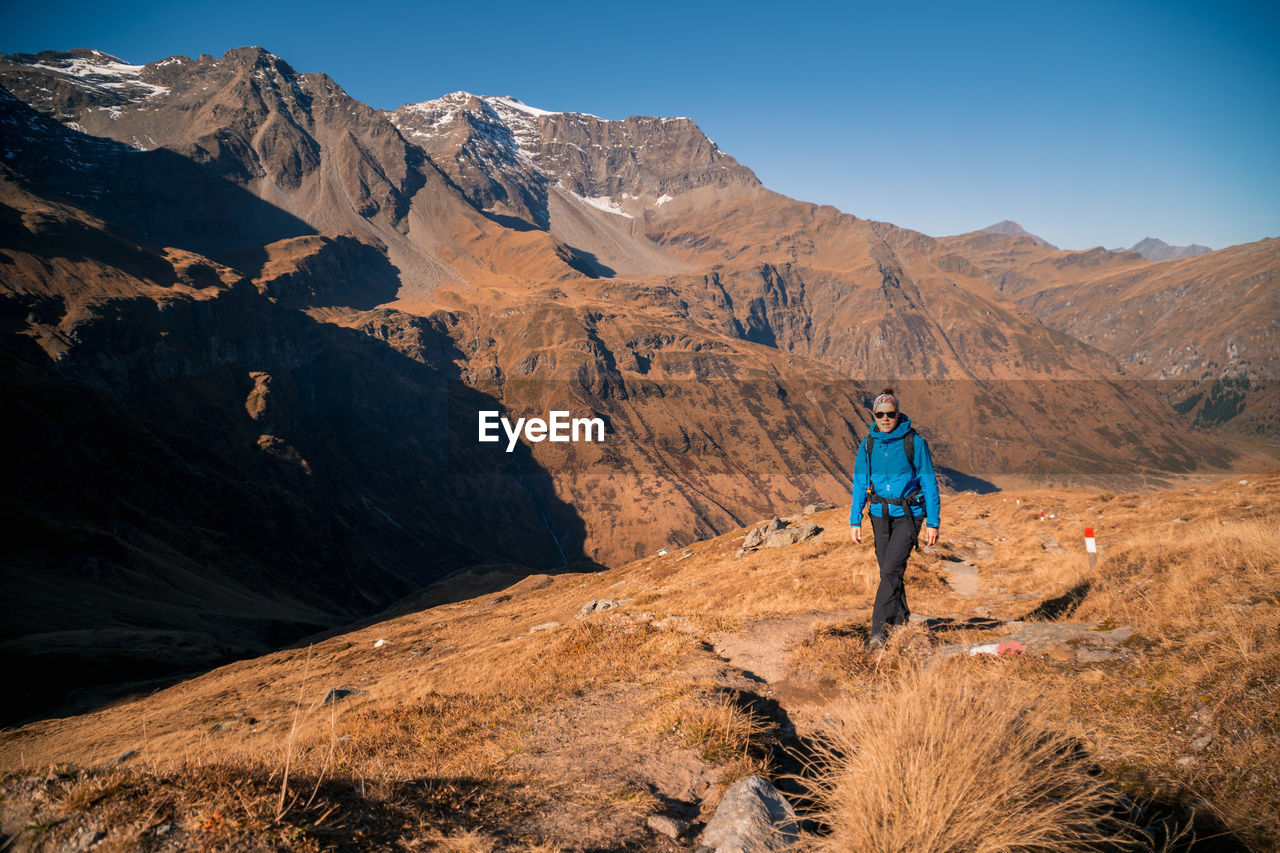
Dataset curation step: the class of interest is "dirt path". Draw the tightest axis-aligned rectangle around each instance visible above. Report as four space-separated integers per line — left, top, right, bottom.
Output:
711 610 859 686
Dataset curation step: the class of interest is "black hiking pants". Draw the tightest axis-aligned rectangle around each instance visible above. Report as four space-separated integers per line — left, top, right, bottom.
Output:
870 512 918 640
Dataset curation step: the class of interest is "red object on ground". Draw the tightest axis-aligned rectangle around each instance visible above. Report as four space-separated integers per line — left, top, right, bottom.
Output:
997 641 1026 656
1085 527 1094 537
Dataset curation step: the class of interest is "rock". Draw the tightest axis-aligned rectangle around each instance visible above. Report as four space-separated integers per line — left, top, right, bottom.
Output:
1190 735 1213 752
579 599 619 617
1189 707 1213 728
1175 756 1197 767
761 522 820 548
1003 621 1136 661
322 687 365 704
802 502 834 515
530 622 561 632
1039 537 1067 554
1046 645 1075 662
698 775 799 852
115 749 138 764
647 814 689 840
68 827 106 851
740 518 819 552
1099 625 1135 643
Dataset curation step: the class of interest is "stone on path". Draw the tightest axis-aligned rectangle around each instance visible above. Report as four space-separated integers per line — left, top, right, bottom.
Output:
648 814 689 840
936 621 1136 663
697 775 799 852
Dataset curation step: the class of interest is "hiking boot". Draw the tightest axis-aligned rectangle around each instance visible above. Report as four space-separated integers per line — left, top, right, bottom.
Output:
867 633 886 650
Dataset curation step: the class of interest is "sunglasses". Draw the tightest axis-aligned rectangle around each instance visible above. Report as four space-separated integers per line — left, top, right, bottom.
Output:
874 410 899 419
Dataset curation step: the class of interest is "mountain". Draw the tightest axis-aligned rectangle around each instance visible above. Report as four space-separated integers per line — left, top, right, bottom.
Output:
936 227 1279 436
1113 236 1214 261
0 46 1268 718
979 219 1057 249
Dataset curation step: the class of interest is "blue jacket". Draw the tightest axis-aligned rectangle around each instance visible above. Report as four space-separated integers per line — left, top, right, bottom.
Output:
850 414 941 528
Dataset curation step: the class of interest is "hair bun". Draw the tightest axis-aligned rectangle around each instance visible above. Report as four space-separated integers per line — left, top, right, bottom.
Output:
881 386 895 396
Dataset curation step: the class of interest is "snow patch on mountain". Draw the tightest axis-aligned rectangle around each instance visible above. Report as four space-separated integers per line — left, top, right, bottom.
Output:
487 96 558 118
21 51 170 99
571 191 634 219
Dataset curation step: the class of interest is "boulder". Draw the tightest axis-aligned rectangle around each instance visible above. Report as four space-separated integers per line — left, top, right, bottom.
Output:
322 687 365 704
739 519 821 553
741 526 766 550
697 775 799 852
762 522 820 548
578 599 619 618
802 502 835 515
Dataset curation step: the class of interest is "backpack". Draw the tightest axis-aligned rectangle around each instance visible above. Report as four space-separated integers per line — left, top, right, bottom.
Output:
863 428 916 477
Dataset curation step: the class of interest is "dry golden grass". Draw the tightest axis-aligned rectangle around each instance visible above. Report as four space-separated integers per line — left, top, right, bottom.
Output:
1058 514 1280 847
801 660 1136 852
778 473 1280 850
642 684 775 776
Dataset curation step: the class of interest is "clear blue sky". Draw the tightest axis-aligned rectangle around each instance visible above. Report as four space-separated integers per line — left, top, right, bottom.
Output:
5 0 1278 250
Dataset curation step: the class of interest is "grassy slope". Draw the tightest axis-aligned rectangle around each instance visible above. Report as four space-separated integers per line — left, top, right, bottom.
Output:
1 469 1278 851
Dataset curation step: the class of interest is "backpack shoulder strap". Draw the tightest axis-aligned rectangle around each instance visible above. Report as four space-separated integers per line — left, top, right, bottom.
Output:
904 429 916 473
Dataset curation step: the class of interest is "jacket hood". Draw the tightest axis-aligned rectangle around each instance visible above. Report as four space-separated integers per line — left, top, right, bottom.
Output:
871 414 912 441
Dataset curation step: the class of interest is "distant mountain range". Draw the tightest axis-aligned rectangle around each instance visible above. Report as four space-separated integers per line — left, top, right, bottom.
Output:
0 47 1274 720
979 221 1213 262
1112 236 1214 261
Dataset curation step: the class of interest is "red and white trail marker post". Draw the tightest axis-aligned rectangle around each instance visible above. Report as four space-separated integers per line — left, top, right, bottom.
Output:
1085 527 1098 570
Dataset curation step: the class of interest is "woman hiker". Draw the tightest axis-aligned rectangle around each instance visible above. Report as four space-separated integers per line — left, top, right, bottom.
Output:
849 388 941 648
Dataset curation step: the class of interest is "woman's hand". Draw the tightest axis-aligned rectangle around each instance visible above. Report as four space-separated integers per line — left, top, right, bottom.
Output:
924 526 939 547
850 524 863 544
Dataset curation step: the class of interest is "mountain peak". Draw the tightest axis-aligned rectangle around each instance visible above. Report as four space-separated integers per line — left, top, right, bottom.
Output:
979 220 1058 249
1124 236 1213 262
390 90 757 211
